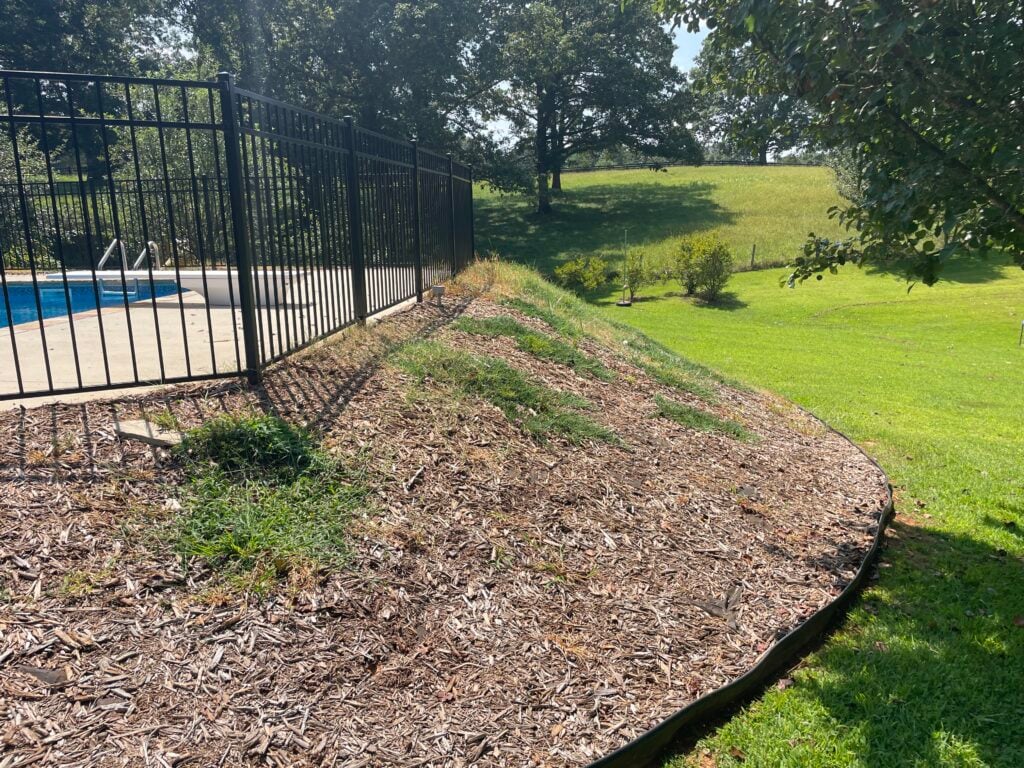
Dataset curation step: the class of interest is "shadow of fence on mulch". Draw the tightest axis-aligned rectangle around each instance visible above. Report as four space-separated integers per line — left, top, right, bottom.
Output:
0 296 474 486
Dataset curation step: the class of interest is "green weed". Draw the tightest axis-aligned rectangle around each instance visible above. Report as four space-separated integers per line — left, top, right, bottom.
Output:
394 340 617 445
453 314 612 380
653 395 752 441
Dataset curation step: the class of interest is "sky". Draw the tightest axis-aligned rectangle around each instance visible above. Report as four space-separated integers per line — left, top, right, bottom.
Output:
672 24 709 73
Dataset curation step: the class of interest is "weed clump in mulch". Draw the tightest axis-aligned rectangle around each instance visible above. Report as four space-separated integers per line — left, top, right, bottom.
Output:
172 414 368 580
453 314 612 381
653 395 753 441
394 339 618 445
499 297 584 340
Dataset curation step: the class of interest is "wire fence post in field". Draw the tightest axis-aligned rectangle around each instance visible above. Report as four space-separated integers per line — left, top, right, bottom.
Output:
217 72 261 384
411 139 424 302
343 117 368 323
447 153 457 274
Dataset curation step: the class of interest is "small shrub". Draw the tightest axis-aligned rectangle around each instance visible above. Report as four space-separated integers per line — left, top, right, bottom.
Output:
673 232 734 301
554 255 608 293
696 236 734 301
674 236 703 295
622 249 648 302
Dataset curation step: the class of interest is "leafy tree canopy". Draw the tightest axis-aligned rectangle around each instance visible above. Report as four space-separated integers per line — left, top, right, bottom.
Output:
690 41 813 164
656 0 1024 285
481 0 700 213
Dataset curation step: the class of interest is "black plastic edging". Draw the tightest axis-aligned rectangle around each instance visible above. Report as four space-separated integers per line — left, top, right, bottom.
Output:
588 423 895 768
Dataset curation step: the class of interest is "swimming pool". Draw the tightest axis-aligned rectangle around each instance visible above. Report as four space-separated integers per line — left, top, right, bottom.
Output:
0 280 182 328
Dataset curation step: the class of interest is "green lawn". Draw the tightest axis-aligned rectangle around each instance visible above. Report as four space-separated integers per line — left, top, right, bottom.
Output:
476 168 1024 767
474 165 844 273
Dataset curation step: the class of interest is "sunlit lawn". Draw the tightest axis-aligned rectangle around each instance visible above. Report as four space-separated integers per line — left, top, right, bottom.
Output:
474 165 844 273
476 168 1024 767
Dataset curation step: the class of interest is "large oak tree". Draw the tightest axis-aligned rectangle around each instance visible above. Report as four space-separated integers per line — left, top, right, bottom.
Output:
482 0 699 213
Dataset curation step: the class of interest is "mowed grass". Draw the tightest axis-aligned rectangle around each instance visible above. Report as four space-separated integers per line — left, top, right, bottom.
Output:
593 261 1024 767
474 165 845 273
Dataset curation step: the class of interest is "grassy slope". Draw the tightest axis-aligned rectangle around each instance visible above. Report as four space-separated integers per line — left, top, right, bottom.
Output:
476 168 1024 767
474 166 844 273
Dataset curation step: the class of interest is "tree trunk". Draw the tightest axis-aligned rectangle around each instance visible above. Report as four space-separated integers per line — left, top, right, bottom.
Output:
758 144 769 165
535 85 553 214
537 170 552 214
552 166 562 191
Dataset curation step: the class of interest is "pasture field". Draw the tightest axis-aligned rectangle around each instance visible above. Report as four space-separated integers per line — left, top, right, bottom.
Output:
474 165 845 273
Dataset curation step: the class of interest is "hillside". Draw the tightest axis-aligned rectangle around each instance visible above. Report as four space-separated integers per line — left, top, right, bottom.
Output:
0 262 888 767
474 166 845 274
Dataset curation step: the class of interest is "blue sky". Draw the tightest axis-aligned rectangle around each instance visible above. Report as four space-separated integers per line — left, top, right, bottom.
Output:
672 24 709 73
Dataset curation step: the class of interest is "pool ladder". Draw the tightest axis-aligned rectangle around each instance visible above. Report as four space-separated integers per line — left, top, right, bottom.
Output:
96 238 161 297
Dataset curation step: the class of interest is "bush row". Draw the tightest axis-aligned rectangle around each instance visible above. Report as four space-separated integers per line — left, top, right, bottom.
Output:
553 231 734 302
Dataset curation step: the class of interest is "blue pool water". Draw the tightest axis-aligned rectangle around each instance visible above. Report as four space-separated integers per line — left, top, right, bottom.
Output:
0 280 181 328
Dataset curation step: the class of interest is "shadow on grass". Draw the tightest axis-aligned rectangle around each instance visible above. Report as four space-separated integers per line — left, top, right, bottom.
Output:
661 519 1024 767
861 253 1018 286
591 286 749 312
475 182 735 274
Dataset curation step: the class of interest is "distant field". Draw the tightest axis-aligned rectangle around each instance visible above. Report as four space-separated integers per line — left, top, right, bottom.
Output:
598 260 1024 767
474 165 845 274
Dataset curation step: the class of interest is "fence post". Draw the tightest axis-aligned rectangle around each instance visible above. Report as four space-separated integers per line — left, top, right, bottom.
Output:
469 165 476 261
217 72 261 385
411 139 424 301
344 117 368 322
447 153 457 273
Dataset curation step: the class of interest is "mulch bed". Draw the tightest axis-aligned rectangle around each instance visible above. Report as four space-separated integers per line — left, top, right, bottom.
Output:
0 294 889 767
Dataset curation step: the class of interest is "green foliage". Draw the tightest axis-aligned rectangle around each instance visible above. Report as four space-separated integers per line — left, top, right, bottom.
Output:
622 248 648 302
673 232 734 300
175 413 317 484
653 395 751 440
176 471 358 576
658 0 1024 285
453 315 612 380
690 40 814 164
696 236 734 301
553 255 609 293
674 236 702 295
172 414 366 580
0 129 52 267
394 340 616 445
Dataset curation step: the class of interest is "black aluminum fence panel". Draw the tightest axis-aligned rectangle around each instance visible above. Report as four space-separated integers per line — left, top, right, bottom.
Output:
0 70 474 401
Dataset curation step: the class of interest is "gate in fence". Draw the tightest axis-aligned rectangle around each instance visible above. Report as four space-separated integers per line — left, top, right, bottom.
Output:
0 70 474 401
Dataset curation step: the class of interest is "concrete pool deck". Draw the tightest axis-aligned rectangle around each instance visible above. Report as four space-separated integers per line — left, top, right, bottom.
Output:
0 269 423 408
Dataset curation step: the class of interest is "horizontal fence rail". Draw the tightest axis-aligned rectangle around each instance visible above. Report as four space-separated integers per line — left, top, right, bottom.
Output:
0 70 474 400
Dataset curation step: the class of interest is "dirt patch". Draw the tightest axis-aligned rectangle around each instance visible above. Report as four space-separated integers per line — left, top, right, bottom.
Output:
0 292 888 767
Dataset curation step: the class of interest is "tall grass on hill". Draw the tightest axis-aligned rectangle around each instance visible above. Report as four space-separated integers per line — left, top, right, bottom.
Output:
474 165 845 276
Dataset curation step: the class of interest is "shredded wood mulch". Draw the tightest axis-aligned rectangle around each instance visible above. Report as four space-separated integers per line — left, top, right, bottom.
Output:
0 293 889 767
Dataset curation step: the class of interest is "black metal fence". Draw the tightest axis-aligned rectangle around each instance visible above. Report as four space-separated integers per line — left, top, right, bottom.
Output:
0 70 474 400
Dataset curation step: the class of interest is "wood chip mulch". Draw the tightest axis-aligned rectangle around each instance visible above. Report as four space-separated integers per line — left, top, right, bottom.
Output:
0 294 889 767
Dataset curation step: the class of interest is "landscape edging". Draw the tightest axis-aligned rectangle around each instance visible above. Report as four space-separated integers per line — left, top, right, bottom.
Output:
587 422 895 768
